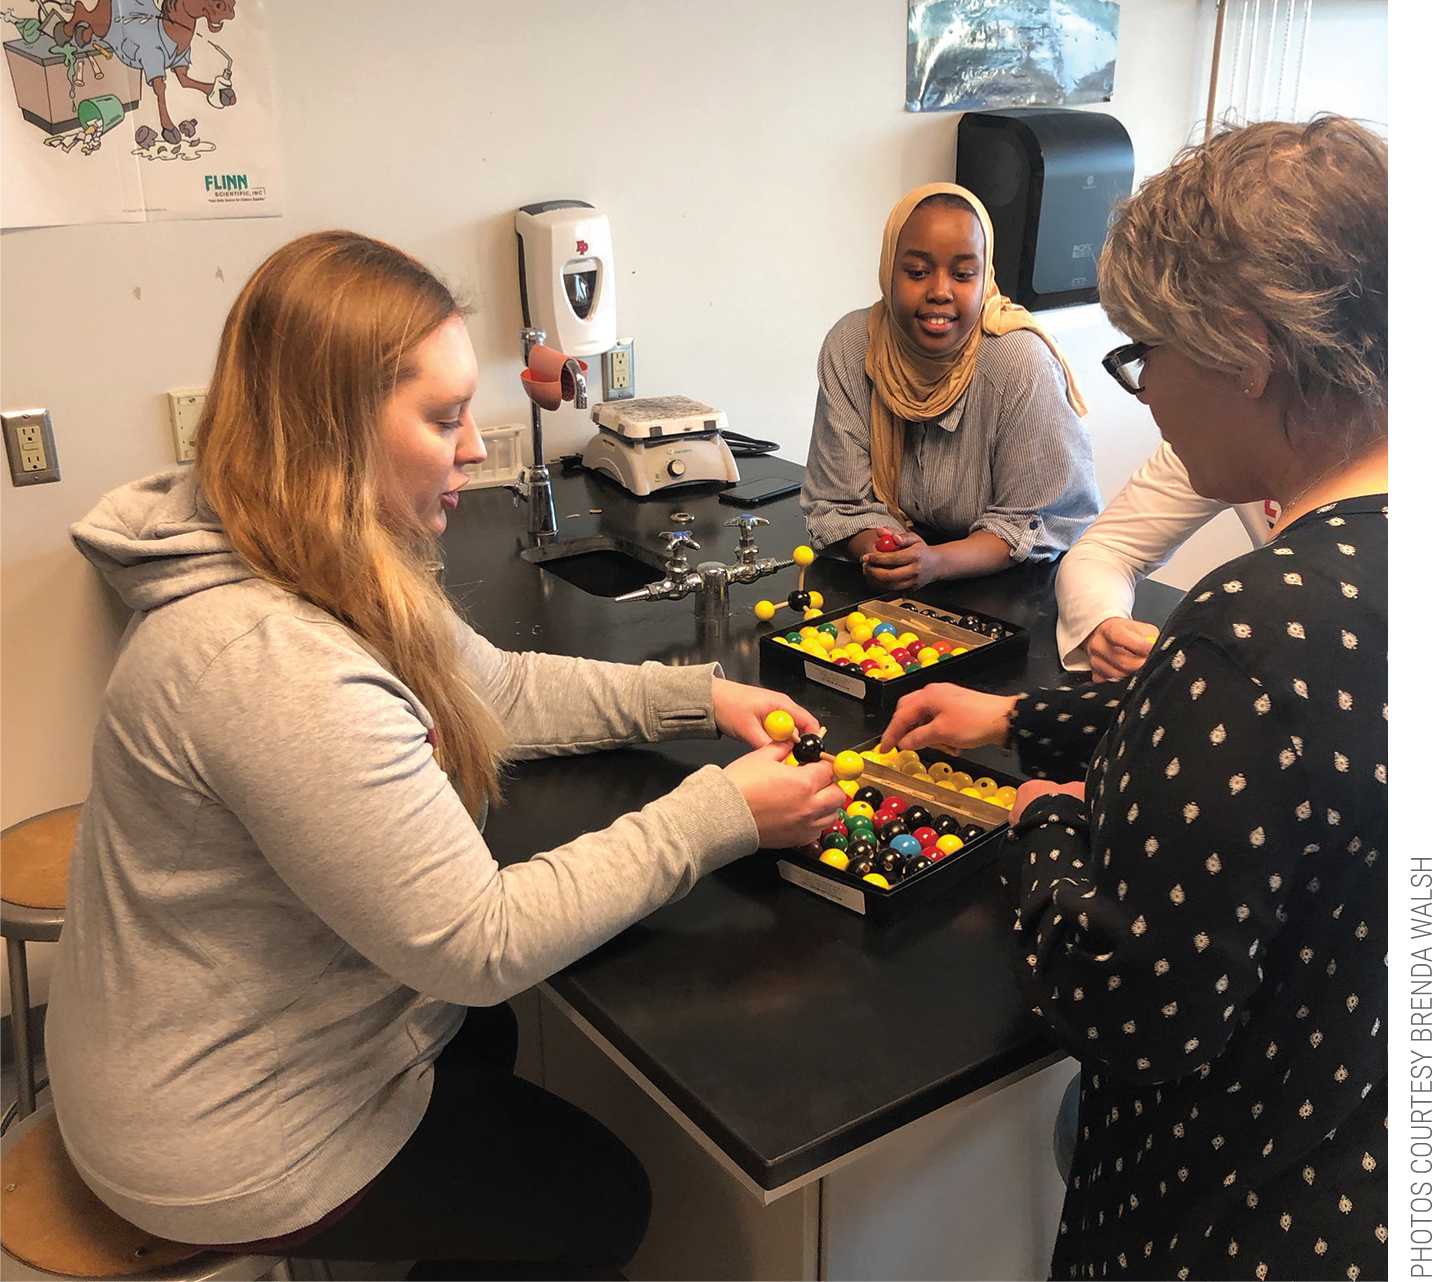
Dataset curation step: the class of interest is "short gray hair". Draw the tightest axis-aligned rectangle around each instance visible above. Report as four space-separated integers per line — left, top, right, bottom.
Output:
1099 115 1387 423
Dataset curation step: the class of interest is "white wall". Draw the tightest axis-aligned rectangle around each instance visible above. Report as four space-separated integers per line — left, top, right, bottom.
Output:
0 0 1386 1011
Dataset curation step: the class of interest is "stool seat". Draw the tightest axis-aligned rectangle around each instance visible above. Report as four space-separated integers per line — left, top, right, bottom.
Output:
3 804 81 1126
0 1105 282 1281
1 805 80 913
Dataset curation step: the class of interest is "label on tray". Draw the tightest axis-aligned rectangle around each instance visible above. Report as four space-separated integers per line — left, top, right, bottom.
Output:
803 661 865 698
778 860 867 913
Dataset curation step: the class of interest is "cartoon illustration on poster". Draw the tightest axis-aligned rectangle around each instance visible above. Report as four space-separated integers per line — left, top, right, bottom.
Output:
1 0 281 228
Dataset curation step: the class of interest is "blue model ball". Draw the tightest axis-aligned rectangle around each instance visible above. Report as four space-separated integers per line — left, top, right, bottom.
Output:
889 833 922 857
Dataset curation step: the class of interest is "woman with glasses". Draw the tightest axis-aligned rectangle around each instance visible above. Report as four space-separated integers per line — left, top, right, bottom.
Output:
800 182 1101 590
880 116 1387 1279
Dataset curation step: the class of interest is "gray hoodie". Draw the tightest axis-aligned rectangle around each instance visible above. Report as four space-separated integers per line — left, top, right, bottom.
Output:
47 467 758 1243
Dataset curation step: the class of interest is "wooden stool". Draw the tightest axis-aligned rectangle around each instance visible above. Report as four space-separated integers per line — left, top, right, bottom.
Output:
2 805 78 1123
0 1104 286 1280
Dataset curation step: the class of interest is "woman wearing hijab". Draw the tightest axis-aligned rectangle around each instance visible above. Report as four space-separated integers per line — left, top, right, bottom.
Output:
800 183 1101 589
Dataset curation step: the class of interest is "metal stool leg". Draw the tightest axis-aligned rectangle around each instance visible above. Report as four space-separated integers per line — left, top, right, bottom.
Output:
5 935 35 1119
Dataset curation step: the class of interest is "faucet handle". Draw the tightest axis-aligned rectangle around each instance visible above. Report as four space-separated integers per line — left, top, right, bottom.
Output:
724 513 769 533
659 530 701 555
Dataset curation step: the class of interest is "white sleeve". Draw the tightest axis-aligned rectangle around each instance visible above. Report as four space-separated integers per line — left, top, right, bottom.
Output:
1055 443 1228 671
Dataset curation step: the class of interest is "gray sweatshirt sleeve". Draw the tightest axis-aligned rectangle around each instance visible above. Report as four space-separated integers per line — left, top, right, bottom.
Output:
184 614 758 1006
453 624 721 759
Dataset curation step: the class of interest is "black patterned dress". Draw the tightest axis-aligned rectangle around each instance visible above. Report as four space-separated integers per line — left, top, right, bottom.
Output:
1004 496 1388 1280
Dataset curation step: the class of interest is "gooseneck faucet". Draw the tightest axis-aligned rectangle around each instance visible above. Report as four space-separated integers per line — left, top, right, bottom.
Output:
515 326 559 542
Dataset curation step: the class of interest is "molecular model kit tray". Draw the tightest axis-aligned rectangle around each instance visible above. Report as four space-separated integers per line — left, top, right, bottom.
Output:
776 739 1022 923
758 595 1028 710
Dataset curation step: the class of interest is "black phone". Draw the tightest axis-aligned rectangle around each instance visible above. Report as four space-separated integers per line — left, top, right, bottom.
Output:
717 476 802 507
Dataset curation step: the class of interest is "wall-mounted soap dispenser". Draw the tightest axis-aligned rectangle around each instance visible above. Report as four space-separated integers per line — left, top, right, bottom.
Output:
515 200 617 357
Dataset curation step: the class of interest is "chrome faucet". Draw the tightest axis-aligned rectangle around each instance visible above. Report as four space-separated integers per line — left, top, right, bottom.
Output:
510 326 559 543
614 517 794 623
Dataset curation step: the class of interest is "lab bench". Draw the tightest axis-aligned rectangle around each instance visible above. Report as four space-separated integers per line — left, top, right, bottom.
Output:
439 457 1182 1281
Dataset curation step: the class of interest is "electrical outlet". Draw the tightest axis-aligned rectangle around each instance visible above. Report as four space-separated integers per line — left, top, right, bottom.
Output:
2 409 60 485
602 339 635 400
168 388 207 462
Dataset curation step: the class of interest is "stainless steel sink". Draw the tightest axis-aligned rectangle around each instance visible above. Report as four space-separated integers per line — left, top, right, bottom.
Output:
520 535 665 597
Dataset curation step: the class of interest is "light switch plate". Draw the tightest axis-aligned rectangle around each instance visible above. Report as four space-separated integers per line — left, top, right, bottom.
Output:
2 408 60 485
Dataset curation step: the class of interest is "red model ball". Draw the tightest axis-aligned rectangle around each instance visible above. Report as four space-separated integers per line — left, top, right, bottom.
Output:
876 533 901 553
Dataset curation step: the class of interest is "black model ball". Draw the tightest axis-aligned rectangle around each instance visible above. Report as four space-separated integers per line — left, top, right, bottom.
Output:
903 854 932 877
848 855 876 879
847 837 877 862
903 805 933 831
787 589 813 611
877 819 910 844
876 848 904 878
854 785 884 809
932 814 961 837
792 733 825 764
959 823 984 843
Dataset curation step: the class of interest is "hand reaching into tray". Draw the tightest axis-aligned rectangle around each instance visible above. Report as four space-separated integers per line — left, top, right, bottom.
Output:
878 684 1018 755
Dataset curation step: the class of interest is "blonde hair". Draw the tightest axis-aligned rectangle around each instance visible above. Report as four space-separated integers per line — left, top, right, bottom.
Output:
196 230 506 818
1099 115 1387 429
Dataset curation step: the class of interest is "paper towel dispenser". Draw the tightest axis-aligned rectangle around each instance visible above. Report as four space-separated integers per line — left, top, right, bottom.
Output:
955 108 1134 311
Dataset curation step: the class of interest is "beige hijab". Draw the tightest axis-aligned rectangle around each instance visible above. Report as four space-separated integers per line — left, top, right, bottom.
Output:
865 182 1088 528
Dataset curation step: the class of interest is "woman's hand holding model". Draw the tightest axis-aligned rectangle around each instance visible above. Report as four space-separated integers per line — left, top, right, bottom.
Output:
712 677 844 847
1081 616 1160 681
848 526 1013 590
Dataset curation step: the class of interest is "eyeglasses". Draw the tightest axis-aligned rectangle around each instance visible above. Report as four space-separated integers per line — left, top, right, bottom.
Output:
1102 341 1152 395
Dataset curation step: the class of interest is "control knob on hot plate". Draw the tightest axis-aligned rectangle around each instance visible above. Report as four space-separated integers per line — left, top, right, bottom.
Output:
667 459 687 478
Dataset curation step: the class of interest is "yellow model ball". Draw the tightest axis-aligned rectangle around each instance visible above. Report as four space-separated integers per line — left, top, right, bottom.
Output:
764 710 796 741
846 801 875 820
935 834 964 855
992 786 1018 809
793 545 816 567
832 750 865 781
754 600 777 621
862 873 891 889
808 590 824 609
820 849 850 871
804 608 824 620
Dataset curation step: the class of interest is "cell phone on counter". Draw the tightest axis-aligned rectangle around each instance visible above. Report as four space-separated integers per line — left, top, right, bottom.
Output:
717 476 802 507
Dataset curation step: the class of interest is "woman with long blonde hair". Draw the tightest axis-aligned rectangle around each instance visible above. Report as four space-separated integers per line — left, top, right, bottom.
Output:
47 230 843 1277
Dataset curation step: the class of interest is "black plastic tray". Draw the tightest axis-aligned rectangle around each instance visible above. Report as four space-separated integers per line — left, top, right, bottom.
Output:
758 594 1028 710
776 741 1023 922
